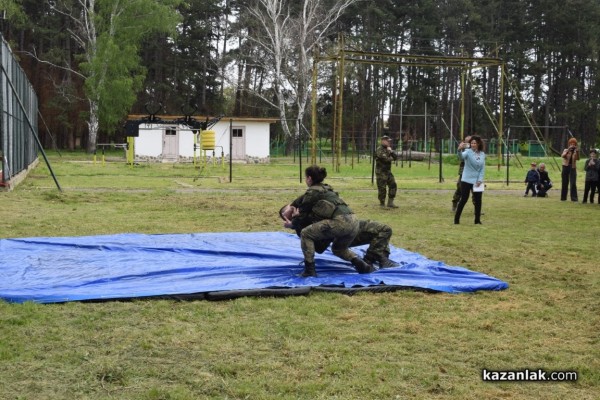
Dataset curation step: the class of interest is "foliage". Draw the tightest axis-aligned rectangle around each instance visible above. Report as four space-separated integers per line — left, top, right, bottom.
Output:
0 0 27 26
78 0 182 150
1 0 599 152
80 38 145 132
134 0 226 116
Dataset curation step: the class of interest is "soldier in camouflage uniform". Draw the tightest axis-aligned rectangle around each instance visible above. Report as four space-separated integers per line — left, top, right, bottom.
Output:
375 135 399 208
280 205 400 269
354 219 399 268
283 165 374 277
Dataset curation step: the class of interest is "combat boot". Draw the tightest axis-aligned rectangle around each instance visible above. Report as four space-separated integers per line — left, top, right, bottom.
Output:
378 256 400 269
363 253 377 266
300 261 317 277
387 198 399 208
351 257 375 274
379 200 386 208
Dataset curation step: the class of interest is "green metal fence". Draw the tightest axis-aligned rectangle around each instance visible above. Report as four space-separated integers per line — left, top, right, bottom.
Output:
0 35 38 187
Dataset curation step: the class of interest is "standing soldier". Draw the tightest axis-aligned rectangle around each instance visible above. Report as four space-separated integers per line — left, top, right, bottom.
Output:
376 135 399 208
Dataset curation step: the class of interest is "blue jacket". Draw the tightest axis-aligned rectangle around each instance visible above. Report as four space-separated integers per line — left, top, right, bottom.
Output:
525 169 540 183
459 148 485 184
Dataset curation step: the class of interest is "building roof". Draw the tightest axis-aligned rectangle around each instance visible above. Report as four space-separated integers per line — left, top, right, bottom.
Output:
127 114 278 124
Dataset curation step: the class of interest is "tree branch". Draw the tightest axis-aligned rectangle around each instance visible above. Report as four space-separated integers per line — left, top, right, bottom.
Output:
16 49 86 80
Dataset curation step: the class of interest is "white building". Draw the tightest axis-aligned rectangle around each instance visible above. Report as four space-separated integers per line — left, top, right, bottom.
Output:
128 116 277 163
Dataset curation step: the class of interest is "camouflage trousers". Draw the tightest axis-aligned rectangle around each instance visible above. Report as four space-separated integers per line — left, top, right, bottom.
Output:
352 220 392 260
376 171 397 203
301 214 359 264
452 177 462 205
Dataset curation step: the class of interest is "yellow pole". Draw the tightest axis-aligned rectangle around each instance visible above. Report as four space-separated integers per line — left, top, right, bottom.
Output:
193 130 199 166
498 62 505 168
127 137 134 167
460 68 466 140
336 37 345 172
199 130 205 168
332 67 338 170
311 57 318 165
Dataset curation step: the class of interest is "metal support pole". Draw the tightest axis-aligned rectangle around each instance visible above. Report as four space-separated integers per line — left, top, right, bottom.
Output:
498 62 505 169
311 57 318 165
229 119 233 182
460 68 466 140
335 35 345 172
0 64 62 191
400 99 404 167
424 102 428 152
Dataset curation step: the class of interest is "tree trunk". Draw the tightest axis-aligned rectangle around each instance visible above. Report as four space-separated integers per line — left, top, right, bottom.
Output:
87 100 99 153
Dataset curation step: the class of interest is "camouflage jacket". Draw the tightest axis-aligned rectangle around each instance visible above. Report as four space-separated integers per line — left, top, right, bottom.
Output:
375 145 398 174
290 184 352 231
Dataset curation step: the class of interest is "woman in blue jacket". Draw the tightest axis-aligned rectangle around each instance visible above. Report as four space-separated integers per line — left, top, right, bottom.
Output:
454 135 485 224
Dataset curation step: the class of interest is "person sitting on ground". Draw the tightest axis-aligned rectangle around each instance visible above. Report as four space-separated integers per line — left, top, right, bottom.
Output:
536 163 552 197
524 162 540 197
280 203 400 269
284 165 374 277
583 149 600 204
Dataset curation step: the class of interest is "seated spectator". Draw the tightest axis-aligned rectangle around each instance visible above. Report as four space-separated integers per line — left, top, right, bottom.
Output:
524 162 540 197
536 163 552 197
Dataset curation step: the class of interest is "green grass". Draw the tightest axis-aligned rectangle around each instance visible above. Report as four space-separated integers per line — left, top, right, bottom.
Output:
0 151 598 399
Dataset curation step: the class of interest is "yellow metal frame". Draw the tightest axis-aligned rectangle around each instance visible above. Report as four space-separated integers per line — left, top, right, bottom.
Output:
311 44 506 167
127 137 135 167
193 129 225 170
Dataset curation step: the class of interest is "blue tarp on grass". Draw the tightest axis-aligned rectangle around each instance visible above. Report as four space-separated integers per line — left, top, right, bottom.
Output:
0 231 508 303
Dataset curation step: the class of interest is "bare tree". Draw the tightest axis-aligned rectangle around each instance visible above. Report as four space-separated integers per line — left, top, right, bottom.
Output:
244 0 358 139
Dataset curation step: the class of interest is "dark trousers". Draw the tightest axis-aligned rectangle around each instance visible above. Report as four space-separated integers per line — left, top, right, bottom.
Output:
452 176 475 206
583 181 599 203
561 166 578 201
454 181 482 224
537 182 552 197
525 182 538 196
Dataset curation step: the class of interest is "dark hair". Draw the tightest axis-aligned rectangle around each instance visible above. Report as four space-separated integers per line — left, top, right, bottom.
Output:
305 165 327 184
278 205 287 220
470 135 485 152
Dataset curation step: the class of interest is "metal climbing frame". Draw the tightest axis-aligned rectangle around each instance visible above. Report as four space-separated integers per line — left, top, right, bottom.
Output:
311 39 505 171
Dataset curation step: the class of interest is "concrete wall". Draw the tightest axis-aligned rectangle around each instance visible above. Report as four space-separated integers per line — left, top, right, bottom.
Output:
134 119 272 162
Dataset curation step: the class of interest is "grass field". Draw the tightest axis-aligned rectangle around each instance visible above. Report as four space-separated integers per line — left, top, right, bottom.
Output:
0 152 598 399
